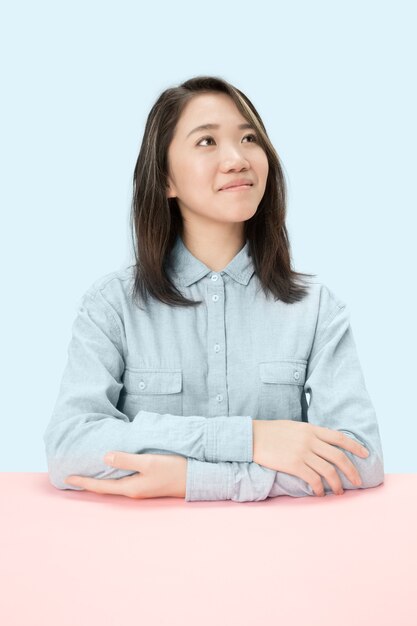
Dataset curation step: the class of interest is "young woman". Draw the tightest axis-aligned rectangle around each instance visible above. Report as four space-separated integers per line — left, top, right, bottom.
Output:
43 75 384 502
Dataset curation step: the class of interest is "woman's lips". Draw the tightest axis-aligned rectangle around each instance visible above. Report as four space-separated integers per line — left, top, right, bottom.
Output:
220 184 253 192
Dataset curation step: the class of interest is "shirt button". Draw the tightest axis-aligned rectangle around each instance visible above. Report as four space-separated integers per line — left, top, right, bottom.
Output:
293 371 300 381
139 381 146 390
212 294 219 302
216 394 223 402
214 344 220 352
211 274 219 281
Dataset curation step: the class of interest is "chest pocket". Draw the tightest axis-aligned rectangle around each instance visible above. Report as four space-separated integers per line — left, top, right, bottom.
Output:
118 368 183 419
258 360 306 421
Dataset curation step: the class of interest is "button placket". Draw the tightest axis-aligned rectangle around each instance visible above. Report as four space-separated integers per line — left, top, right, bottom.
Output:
206 273 228 416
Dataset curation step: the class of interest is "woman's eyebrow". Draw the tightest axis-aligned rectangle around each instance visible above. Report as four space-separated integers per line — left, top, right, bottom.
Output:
186 122 255 138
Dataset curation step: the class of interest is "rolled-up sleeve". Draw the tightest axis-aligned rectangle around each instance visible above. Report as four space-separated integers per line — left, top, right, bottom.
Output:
185 302 385 502
43 288 253 490
186 458 277 502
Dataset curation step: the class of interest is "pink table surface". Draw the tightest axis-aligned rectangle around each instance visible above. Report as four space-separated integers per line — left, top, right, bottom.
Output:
0 473 416 626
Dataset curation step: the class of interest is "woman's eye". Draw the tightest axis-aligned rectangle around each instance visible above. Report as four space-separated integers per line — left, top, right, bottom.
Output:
244 133 258 143
197 133 258 147
197 136 215 147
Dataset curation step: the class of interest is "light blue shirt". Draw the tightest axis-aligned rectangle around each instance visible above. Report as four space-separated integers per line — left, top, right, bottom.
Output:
43 234 385 501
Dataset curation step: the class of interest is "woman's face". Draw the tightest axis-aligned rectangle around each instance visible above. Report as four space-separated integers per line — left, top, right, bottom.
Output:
166 92 269 230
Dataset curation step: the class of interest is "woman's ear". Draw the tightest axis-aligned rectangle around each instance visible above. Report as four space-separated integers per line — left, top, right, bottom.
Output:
165 175 177 199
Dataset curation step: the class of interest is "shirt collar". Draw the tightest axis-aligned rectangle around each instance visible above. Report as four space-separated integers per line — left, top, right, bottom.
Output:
166 233 256 287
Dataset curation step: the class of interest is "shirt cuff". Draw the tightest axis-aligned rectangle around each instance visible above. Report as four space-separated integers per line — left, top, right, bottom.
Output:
205 415 253 463
185 458 234 501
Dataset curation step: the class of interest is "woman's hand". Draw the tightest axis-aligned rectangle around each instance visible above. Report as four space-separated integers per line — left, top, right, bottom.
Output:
252 420 370 497
64 452 188 499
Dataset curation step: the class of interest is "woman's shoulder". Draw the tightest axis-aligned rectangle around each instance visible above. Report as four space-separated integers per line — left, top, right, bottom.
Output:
295 275 348 319
78 264 135 310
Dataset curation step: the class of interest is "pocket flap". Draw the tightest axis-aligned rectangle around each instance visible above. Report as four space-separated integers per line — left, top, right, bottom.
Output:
123 368 182 395
259 360 306 385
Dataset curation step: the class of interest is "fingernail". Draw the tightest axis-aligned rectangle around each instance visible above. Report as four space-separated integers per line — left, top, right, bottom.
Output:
104 453 115 465
362 448 369 457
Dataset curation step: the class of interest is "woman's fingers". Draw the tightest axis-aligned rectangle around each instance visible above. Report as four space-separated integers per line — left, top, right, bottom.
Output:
103 451 153 470
65 475 133 495
315 426 369 458
65 453 152 496
298 465 325 497
316 439 363 487
304 452 346 495
65 453 184 499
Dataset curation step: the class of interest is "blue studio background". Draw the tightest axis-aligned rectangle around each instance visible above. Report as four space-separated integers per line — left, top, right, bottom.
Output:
1 0 415 472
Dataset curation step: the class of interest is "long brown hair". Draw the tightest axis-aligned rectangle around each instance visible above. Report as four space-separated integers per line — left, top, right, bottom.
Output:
129 75 316 309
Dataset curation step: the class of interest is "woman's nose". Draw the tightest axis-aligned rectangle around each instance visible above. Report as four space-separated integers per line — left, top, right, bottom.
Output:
220 147 250 170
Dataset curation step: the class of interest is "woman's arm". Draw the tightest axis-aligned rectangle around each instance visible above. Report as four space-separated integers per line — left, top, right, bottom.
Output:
44 287 253 490
185 304 385 502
